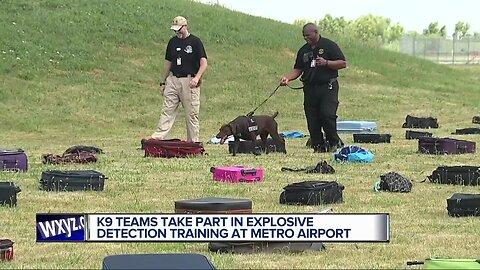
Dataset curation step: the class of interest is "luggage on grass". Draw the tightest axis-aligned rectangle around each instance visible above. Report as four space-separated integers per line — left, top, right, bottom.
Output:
0 239 14 261
174 197 252 214
279 180 344 205
375 172 412 193
402 115 439 128
40 170 106 192
406 130 433 140
228 138 286 154
353 133 391 143
473 116 480 124
427 166 480 186
102 254 216 270
42 151 97 164
451 128 480 135
0 149 28 172
0 182 21 207
210 166 264 183
447 193 480 217
281 160 335 174
336 121 377 133
418 137 475 155
143 138 205 158
208 241 325 254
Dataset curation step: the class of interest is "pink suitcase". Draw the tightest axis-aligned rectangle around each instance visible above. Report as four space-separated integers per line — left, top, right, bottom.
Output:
210 166 264 183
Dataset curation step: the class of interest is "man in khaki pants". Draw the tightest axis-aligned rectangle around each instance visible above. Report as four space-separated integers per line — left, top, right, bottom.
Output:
151 16 208 142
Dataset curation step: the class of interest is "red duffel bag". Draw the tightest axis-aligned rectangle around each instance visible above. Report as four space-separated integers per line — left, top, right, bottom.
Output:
143 138 205 158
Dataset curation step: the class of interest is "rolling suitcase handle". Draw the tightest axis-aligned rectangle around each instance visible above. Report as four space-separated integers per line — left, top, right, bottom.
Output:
457 144 468 154
1 160 18 166
241 169 257 176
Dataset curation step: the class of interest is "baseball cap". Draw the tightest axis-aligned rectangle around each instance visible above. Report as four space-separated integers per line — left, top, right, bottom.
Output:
170 16 187 31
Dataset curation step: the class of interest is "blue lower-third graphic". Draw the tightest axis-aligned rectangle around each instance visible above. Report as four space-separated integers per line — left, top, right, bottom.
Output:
36 214 86 242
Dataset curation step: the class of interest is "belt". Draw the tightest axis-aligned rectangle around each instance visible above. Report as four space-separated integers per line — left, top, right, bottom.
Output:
173 73 195 78
311 78 337 86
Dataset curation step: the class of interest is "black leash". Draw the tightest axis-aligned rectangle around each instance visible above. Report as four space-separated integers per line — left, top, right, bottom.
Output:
285 84 303 90
246 83 303 117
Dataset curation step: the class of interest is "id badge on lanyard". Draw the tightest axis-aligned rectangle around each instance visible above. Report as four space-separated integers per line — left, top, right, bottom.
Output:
176 47 182 66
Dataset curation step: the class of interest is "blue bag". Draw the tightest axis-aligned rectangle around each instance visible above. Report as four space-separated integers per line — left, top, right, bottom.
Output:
280 131 306 138
334 145 374 163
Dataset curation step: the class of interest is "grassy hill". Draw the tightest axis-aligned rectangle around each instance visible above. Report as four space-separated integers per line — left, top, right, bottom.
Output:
1 0 479 269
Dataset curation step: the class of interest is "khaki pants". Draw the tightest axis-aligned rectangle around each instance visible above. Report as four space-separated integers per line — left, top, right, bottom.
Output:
151 75 200 142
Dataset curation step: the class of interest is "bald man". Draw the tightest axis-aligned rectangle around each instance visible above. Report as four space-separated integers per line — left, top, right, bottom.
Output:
280 23 347 153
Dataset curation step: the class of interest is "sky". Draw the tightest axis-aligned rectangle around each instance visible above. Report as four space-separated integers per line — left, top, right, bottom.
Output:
196 0 480 36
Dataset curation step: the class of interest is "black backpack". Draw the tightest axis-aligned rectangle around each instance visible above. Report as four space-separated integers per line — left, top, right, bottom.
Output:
402 115 439 128
281 160 335 174
376 172 412 193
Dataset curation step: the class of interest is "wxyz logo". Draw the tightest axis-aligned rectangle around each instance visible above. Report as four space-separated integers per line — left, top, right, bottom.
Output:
37 216 85 239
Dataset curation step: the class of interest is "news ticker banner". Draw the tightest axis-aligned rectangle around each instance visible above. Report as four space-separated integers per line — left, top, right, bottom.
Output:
36 213 389 243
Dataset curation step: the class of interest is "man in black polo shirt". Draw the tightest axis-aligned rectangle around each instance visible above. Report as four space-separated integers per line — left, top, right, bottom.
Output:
151 16 208 142
280 23 346 152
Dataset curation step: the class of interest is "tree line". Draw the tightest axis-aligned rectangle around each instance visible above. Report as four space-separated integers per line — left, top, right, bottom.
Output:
294 14 480 45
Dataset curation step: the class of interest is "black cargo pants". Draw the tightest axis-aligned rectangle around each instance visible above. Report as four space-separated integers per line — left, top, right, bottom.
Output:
303 79 341 150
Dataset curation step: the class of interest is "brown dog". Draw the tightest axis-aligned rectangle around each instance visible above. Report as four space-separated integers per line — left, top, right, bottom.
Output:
216 112 286 156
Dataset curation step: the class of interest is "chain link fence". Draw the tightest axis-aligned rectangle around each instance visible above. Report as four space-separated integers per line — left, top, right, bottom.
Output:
400 36 480 64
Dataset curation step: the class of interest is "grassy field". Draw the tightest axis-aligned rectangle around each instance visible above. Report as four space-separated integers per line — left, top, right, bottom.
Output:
1 0 480 269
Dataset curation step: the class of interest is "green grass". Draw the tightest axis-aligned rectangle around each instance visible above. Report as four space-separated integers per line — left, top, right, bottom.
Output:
1 0 480 269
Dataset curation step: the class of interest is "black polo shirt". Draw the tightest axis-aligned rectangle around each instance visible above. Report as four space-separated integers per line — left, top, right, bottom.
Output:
294 37 345 85
165 34 207 76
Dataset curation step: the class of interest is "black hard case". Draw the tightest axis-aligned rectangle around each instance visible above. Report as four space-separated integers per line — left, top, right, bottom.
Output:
279 180 344 205
447 193 480 217
102 254 216 270
353 133 391 143
40 170 106 191
175 197 252 214
405 130 433 140
228 138 286 154
0 182 21 207
208 241 325 254
427 166 480 186
418 137 476 155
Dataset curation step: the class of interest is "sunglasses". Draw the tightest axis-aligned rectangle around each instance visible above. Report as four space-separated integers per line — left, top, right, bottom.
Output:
173 25 184 33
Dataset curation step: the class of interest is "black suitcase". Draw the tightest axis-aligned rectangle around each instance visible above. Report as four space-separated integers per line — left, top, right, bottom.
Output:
40 170 106 191
427 166 480 186
353 133 391 143
405 130 433 140
102 254 216 270
208 241 325 254
228 138 286 154
447 193 480 217
473 116 480 124
451 128 480 135
279 180 344 205
0 182 21 207
175 197 252 214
